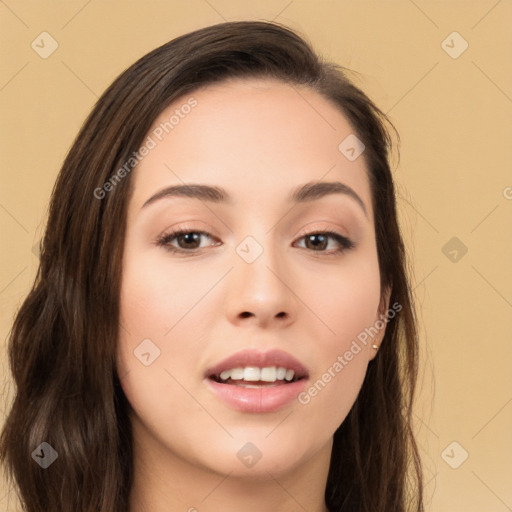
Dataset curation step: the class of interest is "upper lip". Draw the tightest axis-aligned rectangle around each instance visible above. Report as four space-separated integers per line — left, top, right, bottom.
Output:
205 349 309 380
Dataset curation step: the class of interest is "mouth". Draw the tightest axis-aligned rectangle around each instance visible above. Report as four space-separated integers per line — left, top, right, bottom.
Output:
204 349 309 413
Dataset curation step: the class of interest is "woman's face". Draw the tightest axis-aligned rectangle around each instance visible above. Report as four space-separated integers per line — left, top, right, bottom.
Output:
116 78 389 479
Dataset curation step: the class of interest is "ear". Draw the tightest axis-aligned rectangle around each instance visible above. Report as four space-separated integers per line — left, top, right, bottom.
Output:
368 285 392 362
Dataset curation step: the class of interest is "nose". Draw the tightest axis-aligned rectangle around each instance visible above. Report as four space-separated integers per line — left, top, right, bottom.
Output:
224 235 297 329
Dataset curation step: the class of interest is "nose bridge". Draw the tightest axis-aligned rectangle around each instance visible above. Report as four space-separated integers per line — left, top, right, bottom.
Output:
236 229 283 295
232 207 281 273
226 224 295 324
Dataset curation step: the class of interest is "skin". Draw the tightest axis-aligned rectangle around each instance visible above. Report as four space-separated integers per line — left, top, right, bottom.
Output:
116 77 390 512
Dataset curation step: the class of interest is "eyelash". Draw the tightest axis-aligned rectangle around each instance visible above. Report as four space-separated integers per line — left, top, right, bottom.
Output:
154 227 355 257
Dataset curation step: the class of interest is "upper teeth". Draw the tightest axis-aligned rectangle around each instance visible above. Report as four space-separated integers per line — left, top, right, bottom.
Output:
218 366 296 382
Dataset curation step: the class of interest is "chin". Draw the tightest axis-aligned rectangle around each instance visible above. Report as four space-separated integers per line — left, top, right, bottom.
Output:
191 433 315 480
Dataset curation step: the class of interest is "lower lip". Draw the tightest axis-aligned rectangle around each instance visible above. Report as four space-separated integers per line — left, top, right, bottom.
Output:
205 378 308 413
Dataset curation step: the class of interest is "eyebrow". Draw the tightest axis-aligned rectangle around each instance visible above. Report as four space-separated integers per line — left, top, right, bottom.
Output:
141 181 368 217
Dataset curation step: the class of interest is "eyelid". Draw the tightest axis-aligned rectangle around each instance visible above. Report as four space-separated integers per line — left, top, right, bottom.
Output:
294 222 349 240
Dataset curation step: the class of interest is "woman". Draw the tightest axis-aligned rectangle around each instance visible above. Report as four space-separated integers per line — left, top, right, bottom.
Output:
1 20 424 512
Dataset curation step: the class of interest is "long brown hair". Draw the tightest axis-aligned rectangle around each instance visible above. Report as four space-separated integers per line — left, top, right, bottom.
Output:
1 20 423 511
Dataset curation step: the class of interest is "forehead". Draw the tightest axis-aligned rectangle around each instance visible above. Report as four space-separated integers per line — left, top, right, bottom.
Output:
128 77 372 217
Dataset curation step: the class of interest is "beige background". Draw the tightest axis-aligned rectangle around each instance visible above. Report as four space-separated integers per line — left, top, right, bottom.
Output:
1 1 511 510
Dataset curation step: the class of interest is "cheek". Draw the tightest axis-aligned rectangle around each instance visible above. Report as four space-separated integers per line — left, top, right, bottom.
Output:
116 256 201 387
115 251 219 446
294 256 381 425
118 255 202 335
304 255 382 347
116 285 209 463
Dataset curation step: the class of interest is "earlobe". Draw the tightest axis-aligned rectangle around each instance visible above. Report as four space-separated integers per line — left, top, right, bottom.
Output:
368 286 392 361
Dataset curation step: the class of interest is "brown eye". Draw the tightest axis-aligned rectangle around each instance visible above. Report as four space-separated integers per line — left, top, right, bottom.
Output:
156 230 217 253
174 232 203 250
295 231 355 254
304 233 329 251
